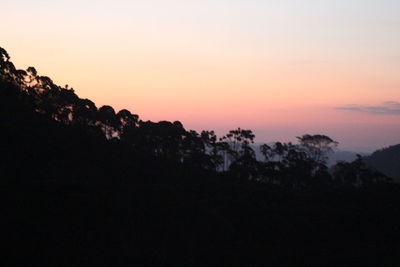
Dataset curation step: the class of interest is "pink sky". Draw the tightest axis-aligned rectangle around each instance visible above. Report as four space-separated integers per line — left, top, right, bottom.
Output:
2 0 400 152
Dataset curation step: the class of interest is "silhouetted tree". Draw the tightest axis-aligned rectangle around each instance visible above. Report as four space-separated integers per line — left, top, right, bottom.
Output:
219 128 258 180
199 131 224 171
97 105 119 138
117 109 139 131
297 134 338 164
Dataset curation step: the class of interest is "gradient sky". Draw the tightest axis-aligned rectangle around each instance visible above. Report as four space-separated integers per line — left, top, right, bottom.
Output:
2 0 400 152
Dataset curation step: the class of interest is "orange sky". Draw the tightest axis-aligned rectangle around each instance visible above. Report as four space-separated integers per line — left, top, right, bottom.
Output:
2 0 400 152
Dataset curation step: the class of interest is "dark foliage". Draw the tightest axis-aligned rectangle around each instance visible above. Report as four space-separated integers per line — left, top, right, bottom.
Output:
1 47 400 266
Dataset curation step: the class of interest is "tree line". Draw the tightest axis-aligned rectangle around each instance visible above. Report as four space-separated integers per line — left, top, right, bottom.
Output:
0 47 390 188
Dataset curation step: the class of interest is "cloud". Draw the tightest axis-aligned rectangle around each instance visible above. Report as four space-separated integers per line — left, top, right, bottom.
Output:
337 101 400 115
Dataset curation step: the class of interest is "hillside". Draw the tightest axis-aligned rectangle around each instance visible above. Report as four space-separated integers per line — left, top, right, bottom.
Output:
365 144 400 182
2 47 400 266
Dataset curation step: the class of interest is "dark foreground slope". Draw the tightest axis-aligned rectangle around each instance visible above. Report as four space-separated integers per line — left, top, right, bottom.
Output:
3 181 400 266
2 48 400 266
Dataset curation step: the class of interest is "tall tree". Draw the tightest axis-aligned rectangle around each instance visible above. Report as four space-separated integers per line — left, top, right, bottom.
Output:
297 134 338 164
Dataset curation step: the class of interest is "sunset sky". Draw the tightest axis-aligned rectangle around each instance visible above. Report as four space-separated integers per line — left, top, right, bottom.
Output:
2 0 399 152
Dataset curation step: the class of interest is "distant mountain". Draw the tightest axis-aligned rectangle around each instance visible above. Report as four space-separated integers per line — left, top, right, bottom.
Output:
365 144 400 182
327 150 369 167
254 144 366 167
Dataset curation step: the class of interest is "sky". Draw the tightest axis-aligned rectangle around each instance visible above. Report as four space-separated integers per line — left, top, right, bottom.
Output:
1 0 400 152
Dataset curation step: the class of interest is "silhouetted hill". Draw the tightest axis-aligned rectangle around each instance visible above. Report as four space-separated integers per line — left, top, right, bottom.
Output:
2 47 400 266
365 144 400 182
327 150 369 166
